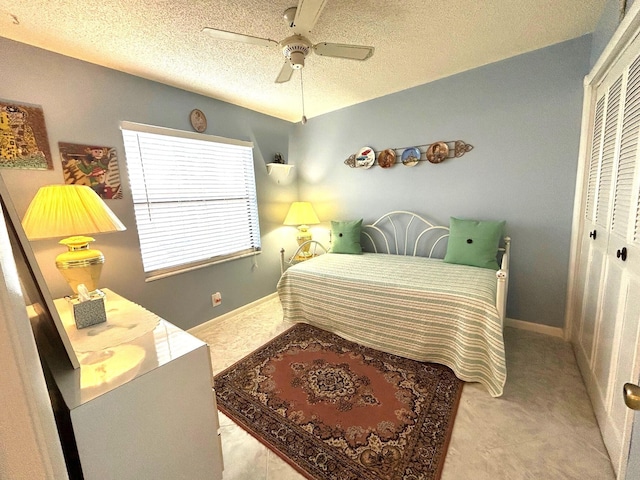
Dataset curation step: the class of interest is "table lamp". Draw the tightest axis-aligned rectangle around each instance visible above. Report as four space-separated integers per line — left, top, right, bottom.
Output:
22 184 126 295
283 201 320 257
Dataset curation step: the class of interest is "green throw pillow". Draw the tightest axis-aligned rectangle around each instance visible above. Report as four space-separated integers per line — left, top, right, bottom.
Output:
443 217 505 270
330 219 363 254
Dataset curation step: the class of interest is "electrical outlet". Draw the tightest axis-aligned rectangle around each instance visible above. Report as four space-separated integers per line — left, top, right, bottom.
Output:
212 292 222 307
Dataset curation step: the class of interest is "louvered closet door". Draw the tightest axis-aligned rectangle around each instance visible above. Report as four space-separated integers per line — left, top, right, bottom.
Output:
599 51 640 475
573 37 640 477
591 74 623 399
575 77 620 369
570 94 605 345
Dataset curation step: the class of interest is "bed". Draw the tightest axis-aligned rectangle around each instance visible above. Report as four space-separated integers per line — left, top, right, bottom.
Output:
277 211 510 397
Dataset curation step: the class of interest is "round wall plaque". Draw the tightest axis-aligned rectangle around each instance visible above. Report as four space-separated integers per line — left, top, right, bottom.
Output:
190 109 207 133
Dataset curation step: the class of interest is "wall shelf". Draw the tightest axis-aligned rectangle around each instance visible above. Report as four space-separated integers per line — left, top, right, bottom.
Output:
266 163 294 176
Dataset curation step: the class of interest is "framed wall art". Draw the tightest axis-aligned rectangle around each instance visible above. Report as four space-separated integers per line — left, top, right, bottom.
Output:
0 100 53 170
59 142 123 199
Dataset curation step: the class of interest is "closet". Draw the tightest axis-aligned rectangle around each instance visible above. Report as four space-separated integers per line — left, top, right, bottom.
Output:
568 7 640 477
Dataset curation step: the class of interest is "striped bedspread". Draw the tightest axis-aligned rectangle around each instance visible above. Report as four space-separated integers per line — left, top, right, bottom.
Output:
277 253 506 397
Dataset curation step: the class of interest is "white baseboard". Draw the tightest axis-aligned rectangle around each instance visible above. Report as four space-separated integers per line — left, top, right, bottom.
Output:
188 292 279 336
505 317 565 338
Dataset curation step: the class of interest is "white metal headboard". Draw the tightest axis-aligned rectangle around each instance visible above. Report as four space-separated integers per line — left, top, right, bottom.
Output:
361 211 450 258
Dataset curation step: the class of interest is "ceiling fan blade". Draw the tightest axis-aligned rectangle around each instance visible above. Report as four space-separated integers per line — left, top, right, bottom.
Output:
314 43 375 61
292 0 328 34
275 62 294 83
202 27 277 48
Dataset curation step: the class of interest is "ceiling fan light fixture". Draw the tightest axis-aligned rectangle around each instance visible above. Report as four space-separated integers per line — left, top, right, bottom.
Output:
281 35 311 70
289 51 306 69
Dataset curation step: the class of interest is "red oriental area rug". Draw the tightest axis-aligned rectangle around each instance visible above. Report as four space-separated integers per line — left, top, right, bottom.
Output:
214 323 463 480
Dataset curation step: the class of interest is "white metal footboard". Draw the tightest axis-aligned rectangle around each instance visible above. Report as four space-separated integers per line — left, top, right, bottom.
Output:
280 240 328 274
496 237 511 322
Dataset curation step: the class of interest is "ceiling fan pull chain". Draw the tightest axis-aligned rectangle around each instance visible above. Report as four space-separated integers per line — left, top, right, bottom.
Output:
300 70 307 125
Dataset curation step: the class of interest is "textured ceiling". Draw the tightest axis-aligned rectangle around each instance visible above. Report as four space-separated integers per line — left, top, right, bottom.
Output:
0 0 605 122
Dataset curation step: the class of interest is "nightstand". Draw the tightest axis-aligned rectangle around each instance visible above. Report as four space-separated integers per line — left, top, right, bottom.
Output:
293 253 318 262
280 240 327 273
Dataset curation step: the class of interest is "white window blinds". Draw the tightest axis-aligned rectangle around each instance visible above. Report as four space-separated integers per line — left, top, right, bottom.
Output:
121 121 261 280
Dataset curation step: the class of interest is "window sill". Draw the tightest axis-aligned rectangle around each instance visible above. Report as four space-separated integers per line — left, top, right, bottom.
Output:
144 249 261 282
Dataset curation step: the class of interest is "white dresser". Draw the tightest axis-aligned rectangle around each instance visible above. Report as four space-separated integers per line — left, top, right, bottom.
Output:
48 288 223 480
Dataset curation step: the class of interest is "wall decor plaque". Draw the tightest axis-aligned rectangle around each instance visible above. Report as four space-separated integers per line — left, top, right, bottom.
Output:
344 140 474 168
426 141 449 163
190 109 207 133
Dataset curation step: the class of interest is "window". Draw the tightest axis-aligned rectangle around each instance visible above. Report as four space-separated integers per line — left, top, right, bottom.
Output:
121 121 261 280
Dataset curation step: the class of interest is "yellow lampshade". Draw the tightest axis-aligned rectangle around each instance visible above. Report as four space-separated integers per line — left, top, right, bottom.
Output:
283 202 320 226
22 185 125 239
22 185 126 294
283 202 320 256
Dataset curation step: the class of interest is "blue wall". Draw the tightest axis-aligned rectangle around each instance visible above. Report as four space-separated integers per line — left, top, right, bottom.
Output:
0 37 297 330
591 0 626 66
290 36 593 328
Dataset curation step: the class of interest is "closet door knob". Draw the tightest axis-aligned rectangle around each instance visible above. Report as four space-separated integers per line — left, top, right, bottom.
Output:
624 383 640 410
589 230 597 239
617 247 628 261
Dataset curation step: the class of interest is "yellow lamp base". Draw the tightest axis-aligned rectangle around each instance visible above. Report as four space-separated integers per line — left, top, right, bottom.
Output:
296 225 313 257
56 236 105 294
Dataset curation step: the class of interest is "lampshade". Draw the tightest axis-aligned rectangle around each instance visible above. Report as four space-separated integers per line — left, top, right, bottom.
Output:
22 185 126 295
283 202 319 257
283 202 320 226
22 185 125 239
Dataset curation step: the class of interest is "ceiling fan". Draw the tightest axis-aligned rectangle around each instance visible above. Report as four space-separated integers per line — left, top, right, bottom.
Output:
202 0 375 84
